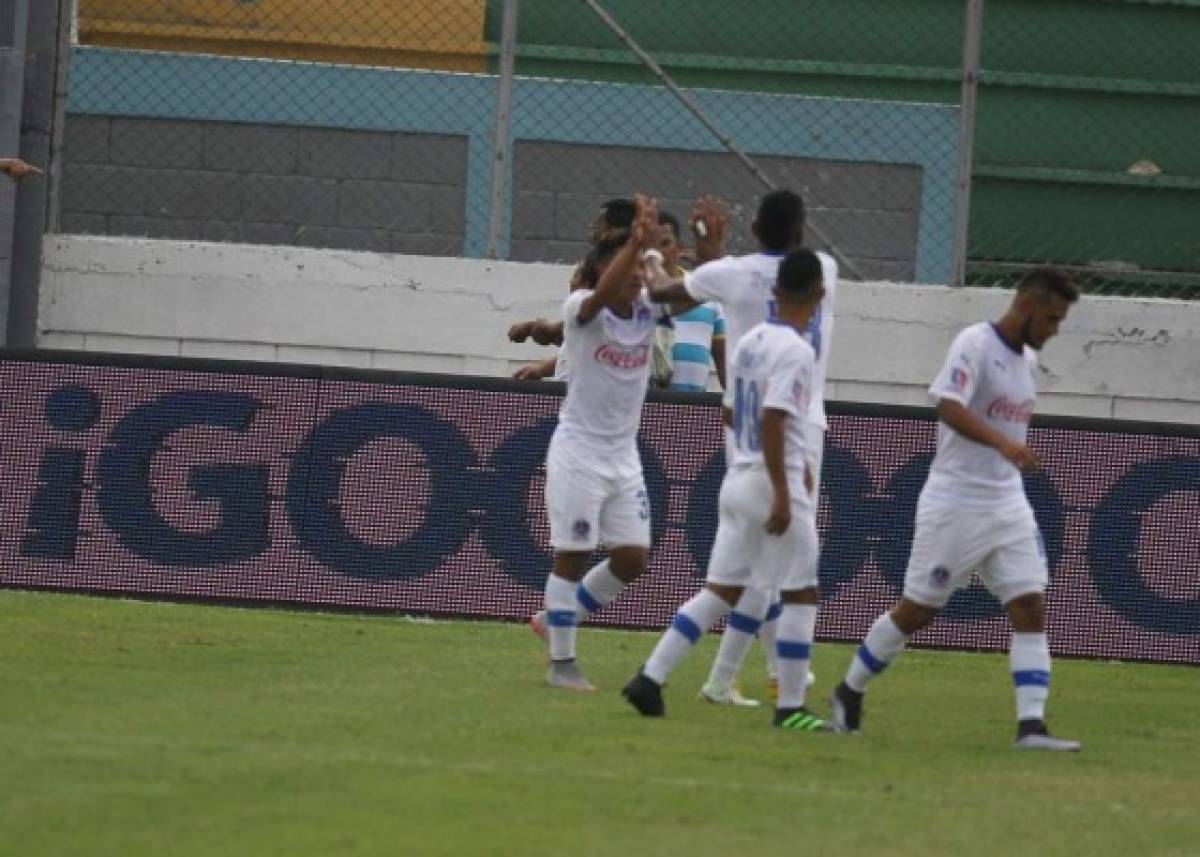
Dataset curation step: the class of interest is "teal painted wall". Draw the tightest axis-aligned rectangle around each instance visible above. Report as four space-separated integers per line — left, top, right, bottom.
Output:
67 47 959 282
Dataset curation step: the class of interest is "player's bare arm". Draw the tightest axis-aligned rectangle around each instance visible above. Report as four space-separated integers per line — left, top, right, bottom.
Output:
761 408 791 535
512 355 558 381
577 195 658 324
508 318 564 346
710 335 727 390
936 398 1039 471
641 250 699 316
0 157 42 181
643 265 696 310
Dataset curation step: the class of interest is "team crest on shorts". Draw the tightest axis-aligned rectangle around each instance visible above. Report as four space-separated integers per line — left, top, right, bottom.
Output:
930 565 950 587
573 519 591 540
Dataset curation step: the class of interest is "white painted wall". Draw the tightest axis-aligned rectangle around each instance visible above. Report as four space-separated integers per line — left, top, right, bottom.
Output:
38 235 1200 423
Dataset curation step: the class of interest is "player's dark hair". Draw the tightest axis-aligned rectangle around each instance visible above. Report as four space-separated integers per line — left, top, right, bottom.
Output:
755 189 805 253
600 199 636 231
1018 267 1080 304
577 255 601 290
775 248 823 302
657 210 681 239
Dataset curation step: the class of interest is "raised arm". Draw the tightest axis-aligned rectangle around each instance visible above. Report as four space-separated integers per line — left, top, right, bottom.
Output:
690 195 728 264
577 194 658 325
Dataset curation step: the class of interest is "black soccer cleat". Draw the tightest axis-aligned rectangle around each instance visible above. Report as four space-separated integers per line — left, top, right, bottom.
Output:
829 681 864 733
773 706 830 732
622 671 665 717
1014 718 1081 751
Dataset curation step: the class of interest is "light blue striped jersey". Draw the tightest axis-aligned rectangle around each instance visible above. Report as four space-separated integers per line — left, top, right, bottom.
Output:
669 302 726 392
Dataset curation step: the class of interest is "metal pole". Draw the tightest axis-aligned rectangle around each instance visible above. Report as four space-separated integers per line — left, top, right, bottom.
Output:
0 0 31 165
485 0 519 260
582 0 775 193
0 0 32 345
951 0 985 286
45 0 75 234
581 0 864 281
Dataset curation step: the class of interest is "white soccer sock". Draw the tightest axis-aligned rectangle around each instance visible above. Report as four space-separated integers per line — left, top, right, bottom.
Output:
575 560 624 621
705 586 771 688
544 573 578 661
1010 632 1051 721
845 613 908 692
775 604 817 709
644 589 729 685
760 597 783 680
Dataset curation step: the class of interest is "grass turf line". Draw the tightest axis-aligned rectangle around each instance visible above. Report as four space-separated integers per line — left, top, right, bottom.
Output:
1 590 1197 857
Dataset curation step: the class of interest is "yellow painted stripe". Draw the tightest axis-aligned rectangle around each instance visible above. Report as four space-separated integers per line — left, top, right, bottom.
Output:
78 0 488 72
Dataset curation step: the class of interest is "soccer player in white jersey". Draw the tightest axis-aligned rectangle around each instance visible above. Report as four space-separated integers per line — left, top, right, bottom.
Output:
646 190 838 707
623 249 829 731
510 200 637 382
829 268 1081 751
540 196 663 691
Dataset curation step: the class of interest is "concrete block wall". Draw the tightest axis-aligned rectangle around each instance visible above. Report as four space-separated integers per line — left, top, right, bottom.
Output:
37 236 1200 424
511 143 922 282
60 116 469 256
61 117 925 276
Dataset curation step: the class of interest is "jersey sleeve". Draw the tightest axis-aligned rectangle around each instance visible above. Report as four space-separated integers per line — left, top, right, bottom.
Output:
684 258 730 304
930 327 983 406
763 348 812 419
561 289 590 330
817 251 839 297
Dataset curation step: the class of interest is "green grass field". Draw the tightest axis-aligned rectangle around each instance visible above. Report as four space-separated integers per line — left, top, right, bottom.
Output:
2 590 1197 856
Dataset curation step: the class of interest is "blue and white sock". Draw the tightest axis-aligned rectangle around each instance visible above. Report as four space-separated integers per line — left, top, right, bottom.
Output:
644 589 729 685
705 586 771 688
845 613 908 692
776 604 817 709
575 560 625 622
1010 632 1051 721
544 573 578 661
760 597 783 680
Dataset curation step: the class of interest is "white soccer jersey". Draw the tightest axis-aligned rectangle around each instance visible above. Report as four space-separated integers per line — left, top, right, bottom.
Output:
724 320 815 475
552 345 570 382
925 321 1039 504
554 288 656 472
686 251 837 428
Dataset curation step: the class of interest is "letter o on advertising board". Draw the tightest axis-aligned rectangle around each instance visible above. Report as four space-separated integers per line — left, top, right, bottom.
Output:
287 403 475 579
1088 456 1200 635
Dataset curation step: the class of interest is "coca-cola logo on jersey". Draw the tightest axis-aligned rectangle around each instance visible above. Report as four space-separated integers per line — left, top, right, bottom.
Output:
594 343 650 370
986 397 1036 423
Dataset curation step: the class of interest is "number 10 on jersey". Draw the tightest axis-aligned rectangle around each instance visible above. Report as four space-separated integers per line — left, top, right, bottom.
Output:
733 378 762 452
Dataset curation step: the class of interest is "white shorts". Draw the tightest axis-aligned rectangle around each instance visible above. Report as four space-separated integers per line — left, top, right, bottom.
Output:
544 437 650 551
705 466 819 591
805 422 825 491
903 495 1047 608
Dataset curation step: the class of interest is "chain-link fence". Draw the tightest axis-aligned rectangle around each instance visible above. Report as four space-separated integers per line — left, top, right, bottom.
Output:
54 0 1199 297
970 0 1200 299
